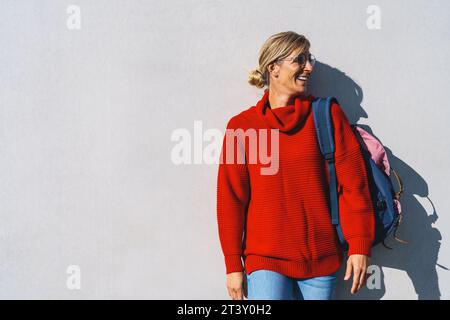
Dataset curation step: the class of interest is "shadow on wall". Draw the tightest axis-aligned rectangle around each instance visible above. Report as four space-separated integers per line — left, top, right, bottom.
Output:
308 61 446 300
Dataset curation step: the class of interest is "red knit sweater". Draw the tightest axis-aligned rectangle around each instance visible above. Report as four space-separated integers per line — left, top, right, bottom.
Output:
216 89 375 278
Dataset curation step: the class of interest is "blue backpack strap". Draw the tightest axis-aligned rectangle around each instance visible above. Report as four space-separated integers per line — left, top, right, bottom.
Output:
312 97 339 226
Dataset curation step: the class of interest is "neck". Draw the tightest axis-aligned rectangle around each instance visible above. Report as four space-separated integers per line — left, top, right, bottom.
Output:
268 86 304 109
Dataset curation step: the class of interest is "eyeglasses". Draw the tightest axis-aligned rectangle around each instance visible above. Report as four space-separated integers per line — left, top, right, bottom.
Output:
277 52 316 67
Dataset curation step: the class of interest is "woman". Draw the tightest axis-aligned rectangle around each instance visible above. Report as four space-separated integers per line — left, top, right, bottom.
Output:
216 31 375 300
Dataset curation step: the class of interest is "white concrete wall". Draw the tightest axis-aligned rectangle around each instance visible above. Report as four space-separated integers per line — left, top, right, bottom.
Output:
0 0 448 299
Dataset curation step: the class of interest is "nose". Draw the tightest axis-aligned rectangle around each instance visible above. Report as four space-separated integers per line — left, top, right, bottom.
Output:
303 59 314 72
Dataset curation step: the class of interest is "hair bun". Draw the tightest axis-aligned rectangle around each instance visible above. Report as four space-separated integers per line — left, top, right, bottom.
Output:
248 68 266 89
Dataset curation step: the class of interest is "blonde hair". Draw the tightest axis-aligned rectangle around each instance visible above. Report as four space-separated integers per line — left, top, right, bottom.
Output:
248 31 311 89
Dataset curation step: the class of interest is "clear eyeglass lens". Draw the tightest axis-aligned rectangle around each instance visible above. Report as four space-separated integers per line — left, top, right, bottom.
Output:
297 54 306 65
297 53 316 67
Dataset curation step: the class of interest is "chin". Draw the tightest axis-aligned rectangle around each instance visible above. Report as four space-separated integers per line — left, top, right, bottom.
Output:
293 86 306 95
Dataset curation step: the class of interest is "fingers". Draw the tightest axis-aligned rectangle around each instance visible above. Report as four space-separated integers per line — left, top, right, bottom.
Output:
228 288 244 300
227 282 245 300
344 259 353 281
357 259 368 292
345 259 360 294
227 287 234 300
345 255 369 294
351 267 361 294
346 256 368 294
226 272 246 300
357 267 367 292
236 288 244 300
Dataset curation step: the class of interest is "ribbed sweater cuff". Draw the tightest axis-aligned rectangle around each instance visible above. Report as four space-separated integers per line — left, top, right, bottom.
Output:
347 238 373 257
224 254 244 274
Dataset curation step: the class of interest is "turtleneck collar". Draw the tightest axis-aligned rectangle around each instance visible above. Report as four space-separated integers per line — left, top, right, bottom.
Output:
256 89 314 133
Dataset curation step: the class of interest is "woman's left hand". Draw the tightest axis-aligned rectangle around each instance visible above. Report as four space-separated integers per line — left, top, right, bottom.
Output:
344 254 370 294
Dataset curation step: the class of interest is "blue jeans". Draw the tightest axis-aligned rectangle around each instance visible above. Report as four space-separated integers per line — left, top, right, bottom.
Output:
246 269 338 300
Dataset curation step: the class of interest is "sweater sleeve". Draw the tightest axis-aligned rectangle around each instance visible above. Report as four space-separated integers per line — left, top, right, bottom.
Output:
216 117 251 274
330 102 375 257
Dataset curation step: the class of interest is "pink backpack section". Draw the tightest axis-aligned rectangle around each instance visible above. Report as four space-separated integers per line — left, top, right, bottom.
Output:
352 126 403 215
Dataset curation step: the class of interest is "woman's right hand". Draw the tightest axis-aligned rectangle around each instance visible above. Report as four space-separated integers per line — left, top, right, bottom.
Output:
226 271 247 300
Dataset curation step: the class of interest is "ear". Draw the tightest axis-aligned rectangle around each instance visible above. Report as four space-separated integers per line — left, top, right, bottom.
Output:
267 61 280 78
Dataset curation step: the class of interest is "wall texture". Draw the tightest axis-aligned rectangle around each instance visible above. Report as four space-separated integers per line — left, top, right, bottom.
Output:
0 0 448 299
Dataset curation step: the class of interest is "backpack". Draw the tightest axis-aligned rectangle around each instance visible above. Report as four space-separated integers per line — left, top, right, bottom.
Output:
311 97 406 251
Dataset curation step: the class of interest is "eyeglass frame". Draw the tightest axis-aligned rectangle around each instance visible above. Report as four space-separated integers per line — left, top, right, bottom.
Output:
276 52 316 67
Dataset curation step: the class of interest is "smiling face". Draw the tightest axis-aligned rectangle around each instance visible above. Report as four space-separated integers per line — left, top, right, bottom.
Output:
267 47 314 97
